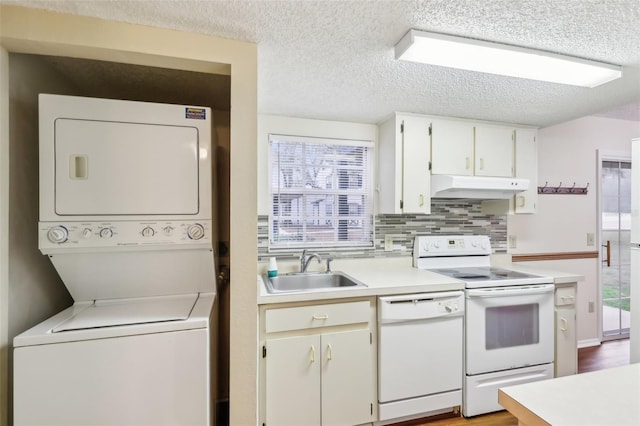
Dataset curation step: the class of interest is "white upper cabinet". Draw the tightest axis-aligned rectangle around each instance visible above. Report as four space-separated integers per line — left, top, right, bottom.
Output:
430 119 474 176
514 129 538 213
430 120 515 178
474 125 515 177
378 113 431 214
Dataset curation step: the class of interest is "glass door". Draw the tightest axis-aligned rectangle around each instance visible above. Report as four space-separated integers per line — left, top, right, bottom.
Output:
600 159 631 340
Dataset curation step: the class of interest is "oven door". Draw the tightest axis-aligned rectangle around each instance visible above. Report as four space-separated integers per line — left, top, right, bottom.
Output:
465 284 554 375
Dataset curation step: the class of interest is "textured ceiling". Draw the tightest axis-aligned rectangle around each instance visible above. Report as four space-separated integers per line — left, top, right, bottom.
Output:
3 0 640 127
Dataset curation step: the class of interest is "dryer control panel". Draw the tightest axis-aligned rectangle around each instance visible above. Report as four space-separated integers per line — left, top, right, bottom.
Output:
39 220 212 252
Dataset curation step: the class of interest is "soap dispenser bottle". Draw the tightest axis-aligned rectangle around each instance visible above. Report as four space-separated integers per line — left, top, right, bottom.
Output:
267 257 278 277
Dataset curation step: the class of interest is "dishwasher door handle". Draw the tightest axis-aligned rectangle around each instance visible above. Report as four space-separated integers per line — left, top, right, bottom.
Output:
380 310 464 324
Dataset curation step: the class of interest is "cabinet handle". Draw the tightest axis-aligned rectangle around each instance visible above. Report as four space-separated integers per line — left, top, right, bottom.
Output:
312 314 328 320
310 345 316 363
561 296 574 302
560 318 568 332
465 157 470 170
518 196 526 208
419 194 424 206
479 158 485 170
327 344 333 361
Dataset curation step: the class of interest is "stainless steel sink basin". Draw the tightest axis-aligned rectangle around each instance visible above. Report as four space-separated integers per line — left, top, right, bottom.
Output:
263 272 367 294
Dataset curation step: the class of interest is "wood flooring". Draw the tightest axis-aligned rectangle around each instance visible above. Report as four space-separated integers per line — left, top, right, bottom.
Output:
394 339 630 426
577 338 630 373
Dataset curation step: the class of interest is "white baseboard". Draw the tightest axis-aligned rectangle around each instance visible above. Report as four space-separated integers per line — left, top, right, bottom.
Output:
578 338 601 349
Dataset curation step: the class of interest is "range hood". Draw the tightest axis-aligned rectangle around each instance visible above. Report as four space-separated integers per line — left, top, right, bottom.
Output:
431 175 529 199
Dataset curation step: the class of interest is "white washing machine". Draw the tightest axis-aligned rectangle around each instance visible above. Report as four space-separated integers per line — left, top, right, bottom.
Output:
13 94 217 426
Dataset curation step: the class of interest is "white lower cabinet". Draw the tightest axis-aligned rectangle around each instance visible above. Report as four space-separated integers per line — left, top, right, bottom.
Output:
260 299 376 426
265 334 321 425
554 283 577 377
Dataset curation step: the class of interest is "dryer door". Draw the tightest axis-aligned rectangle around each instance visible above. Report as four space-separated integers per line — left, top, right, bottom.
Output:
54 118 200 215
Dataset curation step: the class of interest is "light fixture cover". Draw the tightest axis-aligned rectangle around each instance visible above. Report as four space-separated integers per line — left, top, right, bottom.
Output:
395 29 622 88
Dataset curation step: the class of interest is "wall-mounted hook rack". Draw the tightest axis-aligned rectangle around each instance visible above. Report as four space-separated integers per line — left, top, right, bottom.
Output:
538 181 589 195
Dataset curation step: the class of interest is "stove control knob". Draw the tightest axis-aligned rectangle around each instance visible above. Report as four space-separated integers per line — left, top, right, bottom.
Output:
99 228 113 239
141 226 155 238
47 226 68 244
82 228 93 239
187 223 205 240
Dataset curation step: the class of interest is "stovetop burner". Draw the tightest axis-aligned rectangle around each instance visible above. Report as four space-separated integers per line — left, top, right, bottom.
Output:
430 266 552 288
413 235 553 288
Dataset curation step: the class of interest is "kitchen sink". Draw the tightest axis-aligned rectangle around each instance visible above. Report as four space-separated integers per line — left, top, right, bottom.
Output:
263 271 367 294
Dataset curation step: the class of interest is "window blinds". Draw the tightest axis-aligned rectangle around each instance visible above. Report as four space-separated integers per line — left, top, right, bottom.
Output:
269 134 374 249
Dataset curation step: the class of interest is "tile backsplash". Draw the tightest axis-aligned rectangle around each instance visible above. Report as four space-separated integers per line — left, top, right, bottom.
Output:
258 199 507 262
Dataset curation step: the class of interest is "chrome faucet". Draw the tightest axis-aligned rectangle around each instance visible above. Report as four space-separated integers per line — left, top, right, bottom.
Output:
300 249 322 273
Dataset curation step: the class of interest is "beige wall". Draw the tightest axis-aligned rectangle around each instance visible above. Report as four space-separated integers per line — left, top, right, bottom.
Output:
0 6 257 425
0 45 9 426
509 115 640 345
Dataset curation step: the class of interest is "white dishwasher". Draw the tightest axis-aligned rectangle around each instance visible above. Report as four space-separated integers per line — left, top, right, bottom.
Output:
377 291 464 424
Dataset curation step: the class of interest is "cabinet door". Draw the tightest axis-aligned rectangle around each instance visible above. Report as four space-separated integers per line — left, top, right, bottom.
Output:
514 129 538 213
322 329 374 426
555 305 577 377
474 126 514 177
401 115 431 214
265 335 321 426
430 118 474 176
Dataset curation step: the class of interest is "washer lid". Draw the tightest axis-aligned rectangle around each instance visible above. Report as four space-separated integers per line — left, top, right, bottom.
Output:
52 294 198 333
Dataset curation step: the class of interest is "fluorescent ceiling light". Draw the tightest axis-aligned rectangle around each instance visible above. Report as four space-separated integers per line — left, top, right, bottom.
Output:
395 29 622 88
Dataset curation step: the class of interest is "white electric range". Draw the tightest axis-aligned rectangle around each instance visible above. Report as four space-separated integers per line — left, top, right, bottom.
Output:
413 235 555 417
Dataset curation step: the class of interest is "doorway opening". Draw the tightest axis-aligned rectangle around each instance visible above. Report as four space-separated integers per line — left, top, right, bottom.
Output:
599 155 631 341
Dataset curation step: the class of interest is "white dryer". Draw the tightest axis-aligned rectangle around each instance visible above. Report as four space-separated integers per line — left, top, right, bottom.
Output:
13 95 217 426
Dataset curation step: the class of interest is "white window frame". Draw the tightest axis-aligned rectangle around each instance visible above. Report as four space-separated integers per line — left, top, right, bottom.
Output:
268 133 374 250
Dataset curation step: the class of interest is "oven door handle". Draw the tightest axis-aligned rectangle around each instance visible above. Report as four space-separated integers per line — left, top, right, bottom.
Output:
466 284 554 298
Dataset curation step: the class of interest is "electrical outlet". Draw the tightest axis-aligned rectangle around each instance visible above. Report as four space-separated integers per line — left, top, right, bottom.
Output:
587 233 595 246
384 235 393 252
588 301 594 313
508 235 517 249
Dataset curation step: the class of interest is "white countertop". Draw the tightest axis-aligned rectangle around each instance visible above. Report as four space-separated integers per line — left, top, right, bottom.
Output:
257 256 584 304
499 363 640 426
257 257 464 304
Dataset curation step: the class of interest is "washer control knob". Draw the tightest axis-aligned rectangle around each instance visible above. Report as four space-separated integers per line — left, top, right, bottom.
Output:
141 226 155 238
99 228 113 239
187 223 205 240
47 226 68 244
163 226 174 236
82 228 93 239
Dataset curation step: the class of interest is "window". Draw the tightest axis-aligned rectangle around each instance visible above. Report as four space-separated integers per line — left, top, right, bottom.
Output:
269 134 374 249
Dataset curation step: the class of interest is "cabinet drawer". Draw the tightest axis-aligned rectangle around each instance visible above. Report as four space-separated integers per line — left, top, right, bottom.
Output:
265 301 370 333
555 286 576 306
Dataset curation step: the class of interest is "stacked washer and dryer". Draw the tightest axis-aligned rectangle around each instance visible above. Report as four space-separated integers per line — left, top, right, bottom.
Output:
13 95 217 425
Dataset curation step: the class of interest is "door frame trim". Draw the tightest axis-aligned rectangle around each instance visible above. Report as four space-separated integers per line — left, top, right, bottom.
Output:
596 149 631 342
